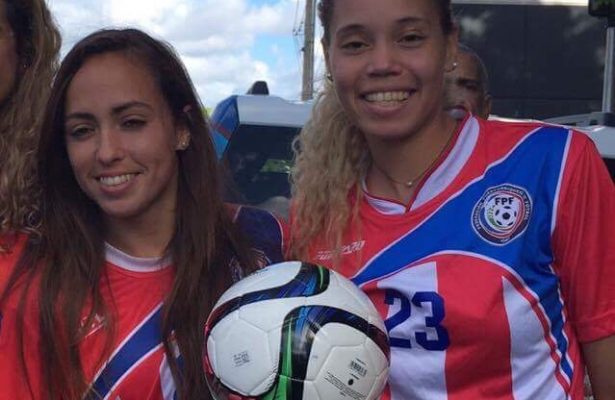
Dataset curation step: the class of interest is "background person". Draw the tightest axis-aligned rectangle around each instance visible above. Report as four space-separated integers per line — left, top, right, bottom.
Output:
0 28 283 399
0 0 60 236
444 42 491 120
289 0 615 398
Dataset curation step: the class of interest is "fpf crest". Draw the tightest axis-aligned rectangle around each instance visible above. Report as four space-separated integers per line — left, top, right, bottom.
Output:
472 184 532 245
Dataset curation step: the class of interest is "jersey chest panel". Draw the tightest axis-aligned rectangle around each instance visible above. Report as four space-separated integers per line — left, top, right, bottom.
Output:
329 127 582 399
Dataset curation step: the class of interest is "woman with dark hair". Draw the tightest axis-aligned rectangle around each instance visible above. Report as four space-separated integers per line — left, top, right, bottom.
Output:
0 28 283 399
0 0 60 237
289 0 615 398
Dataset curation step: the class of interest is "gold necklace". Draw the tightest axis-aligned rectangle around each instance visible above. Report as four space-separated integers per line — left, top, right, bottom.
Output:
373 125 457 189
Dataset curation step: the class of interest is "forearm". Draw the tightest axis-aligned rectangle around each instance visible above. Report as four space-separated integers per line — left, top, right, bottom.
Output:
583 335 615 400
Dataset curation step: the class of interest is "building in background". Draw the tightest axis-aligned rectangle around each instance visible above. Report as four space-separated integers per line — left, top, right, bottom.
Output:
453 0 606 119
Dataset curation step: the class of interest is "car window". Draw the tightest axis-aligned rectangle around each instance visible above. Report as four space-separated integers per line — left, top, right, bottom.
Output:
222 124 299 209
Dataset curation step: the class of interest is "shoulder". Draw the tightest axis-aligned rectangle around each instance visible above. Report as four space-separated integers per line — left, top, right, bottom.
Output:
226 203 285 232
225 203 285 265
0 233 29 287
479 117 599 147
480 117 571 141
477 118 583 162
0 234 35 313
0 232 28 255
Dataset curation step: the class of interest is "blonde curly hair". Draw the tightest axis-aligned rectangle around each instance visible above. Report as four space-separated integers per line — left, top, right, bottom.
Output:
289 81 370 262
0 0 61 239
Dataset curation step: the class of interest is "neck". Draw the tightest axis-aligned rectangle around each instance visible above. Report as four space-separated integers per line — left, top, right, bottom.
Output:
366 115 458 204
104 211 175 258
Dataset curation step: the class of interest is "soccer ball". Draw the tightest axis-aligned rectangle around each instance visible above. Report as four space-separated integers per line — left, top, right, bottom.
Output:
493 204 519 228
203 261 390 400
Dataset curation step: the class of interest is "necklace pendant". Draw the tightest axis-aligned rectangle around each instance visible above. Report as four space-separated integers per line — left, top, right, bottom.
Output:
406 180 414 188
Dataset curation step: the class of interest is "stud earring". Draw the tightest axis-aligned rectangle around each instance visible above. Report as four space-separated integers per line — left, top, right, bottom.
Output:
177 139 189 150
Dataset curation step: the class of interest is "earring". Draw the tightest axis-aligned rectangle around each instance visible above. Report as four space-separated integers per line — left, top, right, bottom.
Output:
452 61 458 70
326 73 333 82
177 139 189 150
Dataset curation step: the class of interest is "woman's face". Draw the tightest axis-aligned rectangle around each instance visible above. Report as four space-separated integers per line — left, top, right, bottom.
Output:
64 52 189 225
324 0 456 141
0 0 18 106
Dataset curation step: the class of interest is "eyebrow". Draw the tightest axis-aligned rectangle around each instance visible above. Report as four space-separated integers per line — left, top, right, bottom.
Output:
65 101 154 122
456 77 483 87
335 16 426 37
111 101 154 115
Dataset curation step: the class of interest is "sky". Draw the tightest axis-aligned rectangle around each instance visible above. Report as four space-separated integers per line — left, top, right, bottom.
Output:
47 0 325 108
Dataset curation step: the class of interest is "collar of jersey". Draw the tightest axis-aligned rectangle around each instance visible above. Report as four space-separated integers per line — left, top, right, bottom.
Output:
363 115 479 215
104 242 172 273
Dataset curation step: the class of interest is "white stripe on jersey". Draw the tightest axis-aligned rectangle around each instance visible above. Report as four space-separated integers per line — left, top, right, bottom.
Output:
502 277 567 399
377 261 447 400
550 130 572 235
412 116 479 210
159 354 177 400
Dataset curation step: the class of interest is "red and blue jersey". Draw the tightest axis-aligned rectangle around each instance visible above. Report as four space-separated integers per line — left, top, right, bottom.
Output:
306 116 615 399
0 205 285 400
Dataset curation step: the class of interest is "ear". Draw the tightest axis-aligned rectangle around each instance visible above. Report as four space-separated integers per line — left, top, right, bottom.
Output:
482 94 493 119
175 127 190 151
322 38 333 81
175 105 192 151
444 26 460 72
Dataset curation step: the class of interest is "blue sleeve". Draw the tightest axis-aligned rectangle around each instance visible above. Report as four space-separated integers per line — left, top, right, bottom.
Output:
233 205 285 267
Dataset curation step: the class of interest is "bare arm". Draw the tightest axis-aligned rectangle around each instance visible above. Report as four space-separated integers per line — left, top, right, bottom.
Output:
583 335 615 400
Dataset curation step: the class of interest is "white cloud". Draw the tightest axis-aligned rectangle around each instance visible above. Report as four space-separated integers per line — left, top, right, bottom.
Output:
46 0 313 108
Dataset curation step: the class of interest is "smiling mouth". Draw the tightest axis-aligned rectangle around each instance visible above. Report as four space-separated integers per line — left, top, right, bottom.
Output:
98 174 137 187
364 91 411 103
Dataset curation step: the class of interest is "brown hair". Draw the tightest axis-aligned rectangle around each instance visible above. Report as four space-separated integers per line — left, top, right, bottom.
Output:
0 0 61 237
1 28 256 399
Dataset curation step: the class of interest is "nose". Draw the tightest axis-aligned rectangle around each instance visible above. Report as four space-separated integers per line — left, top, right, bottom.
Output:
366 42 401 77
96 128 124 165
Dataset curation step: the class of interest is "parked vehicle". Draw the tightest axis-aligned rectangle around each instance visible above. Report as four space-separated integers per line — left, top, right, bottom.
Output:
210 82 310 216
546 113 615 177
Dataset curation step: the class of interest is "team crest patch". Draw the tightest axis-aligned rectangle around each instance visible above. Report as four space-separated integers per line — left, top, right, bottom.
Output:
472 184 532 245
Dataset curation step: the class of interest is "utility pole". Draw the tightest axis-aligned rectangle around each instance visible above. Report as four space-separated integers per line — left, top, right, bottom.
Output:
301 0 316 101
601 16 615 113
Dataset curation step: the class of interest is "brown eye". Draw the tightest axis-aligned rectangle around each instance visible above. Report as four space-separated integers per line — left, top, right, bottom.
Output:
67 125 94 139
399 33 424 46
341 40 368 52
122 119 146 129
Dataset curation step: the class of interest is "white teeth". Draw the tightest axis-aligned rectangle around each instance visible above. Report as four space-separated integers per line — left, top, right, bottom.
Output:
98 174 135 186
365 91 410 103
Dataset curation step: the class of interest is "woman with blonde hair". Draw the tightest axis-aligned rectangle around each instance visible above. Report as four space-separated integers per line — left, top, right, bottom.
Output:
290 0 615 398
0 0 61 236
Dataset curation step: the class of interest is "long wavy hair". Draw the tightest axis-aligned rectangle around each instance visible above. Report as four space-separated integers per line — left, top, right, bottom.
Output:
0 28 256 399
290 0 456 261
0 0 61 238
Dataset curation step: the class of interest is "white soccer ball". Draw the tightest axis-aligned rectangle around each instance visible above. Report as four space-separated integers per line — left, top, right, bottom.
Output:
493 204 518 228
203 261 390 400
